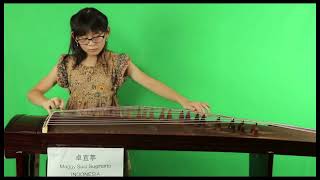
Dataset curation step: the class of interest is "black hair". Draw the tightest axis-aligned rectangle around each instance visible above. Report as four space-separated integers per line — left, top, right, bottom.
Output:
63 7 109 68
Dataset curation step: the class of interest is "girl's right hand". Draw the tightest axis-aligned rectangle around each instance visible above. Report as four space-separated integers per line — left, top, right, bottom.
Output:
41 97 65 114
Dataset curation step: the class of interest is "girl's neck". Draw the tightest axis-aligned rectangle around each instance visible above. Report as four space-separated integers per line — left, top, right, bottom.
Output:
82 55 98 67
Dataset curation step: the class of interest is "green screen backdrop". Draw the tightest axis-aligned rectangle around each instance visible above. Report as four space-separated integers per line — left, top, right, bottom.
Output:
4 3 316 176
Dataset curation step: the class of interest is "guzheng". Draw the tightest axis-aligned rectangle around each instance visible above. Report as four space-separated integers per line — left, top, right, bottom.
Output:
4 106 316 177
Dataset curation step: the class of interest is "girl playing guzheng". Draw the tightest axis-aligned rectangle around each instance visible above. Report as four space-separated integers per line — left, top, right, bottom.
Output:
27 7 210 176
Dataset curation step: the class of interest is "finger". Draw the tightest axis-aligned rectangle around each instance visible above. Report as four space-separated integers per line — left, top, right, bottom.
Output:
48 101 57 110
45 103 54 114
200 107 206 116
194 104 205 116
202 103 210 111
200 103 210 114
193 105 203 116
185 105 196 112
51 97 61 106
188 104 203 116
193 106 198 113
205 103 210 108
59 99 65 110
51 97 59 102
52 99 61 108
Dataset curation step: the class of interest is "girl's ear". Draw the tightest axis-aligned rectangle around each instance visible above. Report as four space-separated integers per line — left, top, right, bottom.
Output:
71 31 75 39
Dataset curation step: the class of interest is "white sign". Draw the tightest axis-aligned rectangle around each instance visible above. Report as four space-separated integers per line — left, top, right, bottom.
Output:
47 147 124 177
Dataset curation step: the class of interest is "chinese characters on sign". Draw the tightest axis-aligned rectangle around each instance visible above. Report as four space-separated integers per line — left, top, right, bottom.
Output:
75 154 96 161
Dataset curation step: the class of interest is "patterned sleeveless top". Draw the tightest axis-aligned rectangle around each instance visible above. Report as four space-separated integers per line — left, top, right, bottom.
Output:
56 50 130 110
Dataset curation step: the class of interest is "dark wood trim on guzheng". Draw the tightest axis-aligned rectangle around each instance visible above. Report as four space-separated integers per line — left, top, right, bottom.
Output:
4 114 316 177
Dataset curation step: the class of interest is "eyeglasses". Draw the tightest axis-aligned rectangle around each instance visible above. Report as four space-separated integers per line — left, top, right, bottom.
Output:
76 34 105 45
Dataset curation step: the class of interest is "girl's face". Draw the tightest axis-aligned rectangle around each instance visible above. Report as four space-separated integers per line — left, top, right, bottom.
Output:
76 31 109 56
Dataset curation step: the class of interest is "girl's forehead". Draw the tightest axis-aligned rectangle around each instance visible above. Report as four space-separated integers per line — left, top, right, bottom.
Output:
79 31 103 37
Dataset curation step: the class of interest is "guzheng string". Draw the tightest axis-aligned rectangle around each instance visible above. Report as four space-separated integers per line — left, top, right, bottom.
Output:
46 106 259 126
43 106 315 133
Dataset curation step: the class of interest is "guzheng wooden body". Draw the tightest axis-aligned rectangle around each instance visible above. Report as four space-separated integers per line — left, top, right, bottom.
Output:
4 106 316 176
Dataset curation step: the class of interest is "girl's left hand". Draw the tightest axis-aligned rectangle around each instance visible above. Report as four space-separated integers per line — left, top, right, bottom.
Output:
180 101 211 116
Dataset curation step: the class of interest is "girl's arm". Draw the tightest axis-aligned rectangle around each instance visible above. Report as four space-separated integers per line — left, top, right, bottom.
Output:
27 64 64 113
127 61 210 115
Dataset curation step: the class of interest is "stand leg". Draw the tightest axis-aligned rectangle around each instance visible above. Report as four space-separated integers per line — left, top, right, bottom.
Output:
16 153 39 177
124 150 130 177
249 153 274 177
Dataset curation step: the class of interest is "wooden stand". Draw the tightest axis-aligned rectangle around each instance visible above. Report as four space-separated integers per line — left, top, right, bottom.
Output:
249 153 274 177
15 153 39 176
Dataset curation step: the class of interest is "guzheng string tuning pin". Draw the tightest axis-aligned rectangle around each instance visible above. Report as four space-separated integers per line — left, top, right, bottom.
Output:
149 111 154 119
215 116 221 130
195 114 200 120
237 120 245 133
136 107 142 119
194 114 201 127
159 109 165 119
228 118 236 132
142 109 147 119
127 109 131 119
250 123 259 136
167 109 172 119
179 111 184 121
185 111 191 120
201 114 208 127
